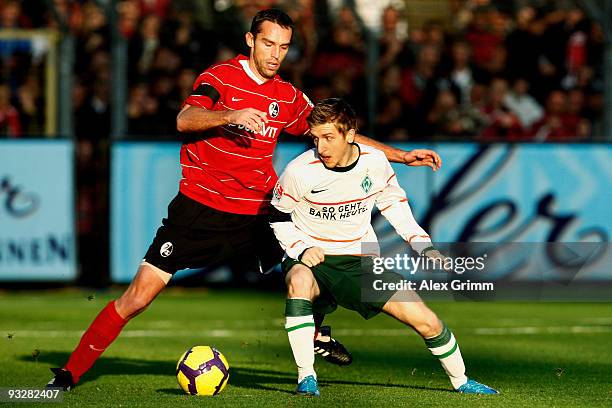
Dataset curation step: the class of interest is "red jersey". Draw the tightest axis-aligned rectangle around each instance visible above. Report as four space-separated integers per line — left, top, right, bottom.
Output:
180 55 313 215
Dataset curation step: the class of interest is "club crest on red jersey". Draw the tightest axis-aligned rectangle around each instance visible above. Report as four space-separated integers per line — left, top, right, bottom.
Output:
269 101 280 118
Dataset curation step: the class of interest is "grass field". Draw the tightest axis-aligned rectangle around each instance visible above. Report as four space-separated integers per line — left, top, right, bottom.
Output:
0 288 611 407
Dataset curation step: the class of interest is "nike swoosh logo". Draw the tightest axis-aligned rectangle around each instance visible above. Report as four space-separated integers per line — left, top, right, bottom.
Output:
89 344 105 352
311 189 327 194
231 97 243 102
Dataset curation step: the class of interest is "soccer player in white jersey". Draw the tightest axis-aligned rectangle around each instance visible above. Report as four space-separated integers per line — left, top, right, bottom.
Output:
269 98 499 396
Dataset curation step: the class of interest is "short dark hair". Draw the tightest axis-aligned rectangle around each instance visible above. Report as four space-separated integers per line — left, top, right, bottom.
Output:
307 98 358 136
250 9 294 36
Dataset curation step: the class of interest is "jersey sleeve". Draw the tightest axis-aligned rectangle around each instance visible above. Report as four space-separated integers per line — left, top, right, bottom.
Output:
283 90 314 136
183 69 224 110
375 160 433 254
269 166 312 259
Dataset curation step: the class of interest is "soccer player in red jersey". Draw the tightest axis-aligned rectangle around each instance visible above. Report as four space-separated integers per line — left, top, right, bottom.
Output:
47 9 442 390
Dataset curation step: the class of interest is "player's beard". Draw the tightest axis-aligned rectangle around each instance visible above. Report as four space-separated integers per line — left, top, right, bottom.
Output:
254 54 279 79
258 63 277 79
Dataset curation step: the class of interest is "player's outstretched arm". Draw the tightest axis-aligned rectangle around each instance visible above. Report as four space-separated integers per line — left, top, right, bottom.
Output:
354 134 442 171
376 162 453 271
176 105 269 134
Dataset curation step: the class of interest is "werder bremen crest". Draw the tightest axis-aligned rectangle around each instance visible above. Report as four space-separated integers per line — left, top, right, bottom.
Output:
360 174 373 194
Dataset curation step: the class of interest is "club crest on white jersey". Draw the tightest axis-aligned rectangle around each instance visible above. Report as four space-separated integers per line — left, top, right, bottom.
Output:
361 174 373 193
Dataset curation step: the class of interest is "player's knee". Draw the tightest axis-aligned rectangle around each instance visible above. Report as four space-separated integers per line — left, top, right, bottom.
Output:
417 313 443 338
130 295 152 315
117 291 153 318
286 266 315 297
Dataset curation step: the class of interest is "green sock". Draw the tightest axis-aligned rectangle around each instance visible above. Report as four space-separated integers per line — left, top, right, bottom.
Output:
285 298 316 382
424 324 468 389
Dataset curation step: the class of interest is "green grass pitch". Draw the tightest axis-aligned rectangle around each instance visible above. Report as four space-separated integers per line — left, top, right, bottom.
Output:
0 289 610 407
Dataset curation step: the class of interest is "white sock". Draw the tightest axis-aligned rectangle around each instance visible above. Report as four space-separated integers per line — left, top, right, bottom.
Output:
285 315 316 383
425 326 468 389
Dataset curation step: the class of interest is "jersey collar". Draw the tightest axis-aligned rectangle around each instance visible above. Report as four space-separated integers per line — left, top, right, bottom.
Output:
239 59 266 85
320 143 361 173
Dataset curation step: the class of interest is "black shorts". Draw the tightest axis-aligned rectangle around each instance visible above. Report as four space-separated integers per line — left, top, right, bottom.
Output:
143 192 283 275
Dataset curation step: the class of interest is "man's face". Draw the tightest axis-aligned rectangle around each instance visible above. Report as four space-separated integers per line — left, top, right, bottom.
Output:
246 21 292 80
310 122 354 168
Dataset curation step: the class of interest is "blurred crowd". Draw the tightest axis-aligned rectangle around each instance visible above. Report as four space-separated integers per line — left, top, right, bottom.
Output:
374 0 604 141
0 0 606 142
0 0 605 284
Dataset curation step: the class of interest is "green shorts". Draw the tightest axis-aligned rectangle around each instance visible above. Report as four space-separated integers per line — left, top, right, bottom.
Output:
282 255 402 320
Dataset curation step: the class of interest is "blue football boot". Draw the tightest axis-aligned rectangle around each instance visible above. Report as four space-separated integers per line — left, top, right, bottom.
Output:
457 379 499 394
296 375 320 397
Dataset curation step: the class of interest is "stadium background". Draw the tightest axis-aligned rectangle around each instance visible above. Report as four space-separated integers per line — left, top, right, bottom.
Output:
0 1 611 405
1 0 610 286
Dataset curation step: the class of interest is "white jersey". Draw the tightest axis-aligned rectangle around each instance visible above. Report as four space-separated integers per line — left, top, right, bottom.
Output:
270 143 432 259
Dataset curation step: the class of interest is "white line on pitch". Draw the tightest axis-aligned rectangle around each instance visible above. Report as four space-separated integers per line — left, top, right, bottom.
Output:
2 325 612 338
473 326 612 335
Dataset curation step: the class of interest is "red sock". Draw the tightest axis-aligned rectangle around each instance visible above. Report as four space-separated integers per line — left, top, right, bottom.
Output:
64 300 127 383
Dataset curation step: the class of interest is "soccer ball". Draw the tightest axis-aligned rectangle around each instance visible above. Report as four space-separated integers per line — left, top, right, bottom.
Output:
176 346 230 396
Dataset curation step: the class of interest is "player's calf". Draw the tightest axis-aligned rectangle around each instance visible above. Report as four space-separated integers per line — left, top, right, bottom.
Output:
382 299 478 391
383 298 442 338
115 263 169 319
46 265 168 390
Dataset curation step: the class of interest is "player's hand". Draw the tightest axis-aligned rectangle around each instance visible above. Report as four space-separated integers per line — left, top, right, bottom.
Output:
423 248 453 272
228 108 268 133
402 149 442 172
300 247 325 267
